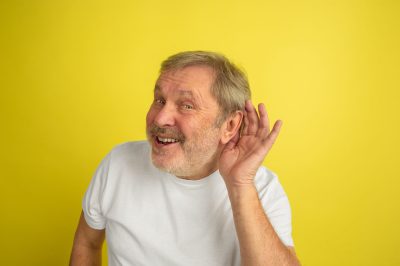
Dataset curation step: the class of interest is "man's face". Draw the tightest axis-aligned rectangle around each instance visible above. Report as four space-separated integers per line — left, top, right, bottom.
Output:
146 65 223 180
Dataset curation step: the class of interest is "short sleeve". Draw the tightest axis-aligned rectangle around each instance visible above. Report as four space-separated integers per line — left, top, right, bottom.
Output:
82 152 112 230
256 167 294 247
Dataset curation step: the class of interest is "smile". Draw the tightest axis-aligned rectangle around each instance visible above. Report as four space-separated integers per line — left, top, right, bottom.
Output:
156 136 180 145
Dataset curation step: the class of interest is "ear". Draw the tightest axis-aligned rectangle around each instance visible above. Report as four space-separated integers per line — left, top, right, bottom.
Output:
220 111 243 145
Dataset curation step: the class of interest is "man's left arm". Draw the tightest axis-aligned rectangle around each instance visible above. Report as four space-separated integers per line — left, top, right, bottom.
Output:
227 184 299 266
219 100 300 266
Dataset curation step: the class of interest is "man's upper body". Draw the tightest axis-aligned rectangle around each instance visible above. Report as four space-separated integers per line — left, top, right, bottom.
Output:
77 140 293 265
70 51 300 265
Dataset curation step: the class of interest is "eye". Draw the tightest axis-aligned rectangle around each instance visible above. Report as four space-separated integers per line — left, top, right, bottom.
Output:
183 104 194 110
154 98 165 105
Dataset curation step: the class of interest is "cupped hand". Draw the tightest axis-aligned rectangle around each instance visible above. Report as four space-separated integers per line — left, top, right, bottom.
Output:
219 100 282 189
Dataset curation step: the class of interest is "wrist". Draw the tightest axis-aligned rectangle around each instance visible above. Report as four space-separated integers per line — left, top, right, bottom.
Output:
225 183 258 201
222 173 255 190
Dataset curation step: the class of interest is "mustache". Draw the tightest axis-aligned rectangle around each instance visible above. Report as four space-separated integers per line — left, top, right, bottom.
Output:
148 125 185 141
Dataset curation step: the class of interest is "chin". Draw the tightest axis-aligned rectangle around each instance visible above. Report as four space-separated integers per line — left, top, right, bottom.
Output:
151 154 188 176
152 153 176 170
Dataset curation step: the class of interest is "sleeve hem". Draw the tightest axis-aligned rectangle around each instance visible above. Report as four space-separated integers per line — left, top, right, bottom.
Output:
83 210 106 230
281 236 294 247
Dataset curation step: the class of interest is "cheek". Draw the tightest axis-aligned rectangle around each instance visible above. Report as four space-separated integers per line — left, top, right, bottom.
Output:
179 121 205 142
146 107 156 126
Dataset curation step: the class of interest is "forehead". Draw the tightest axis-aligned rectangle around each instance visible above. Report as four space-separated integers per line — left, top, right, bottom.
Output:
155 66 215 99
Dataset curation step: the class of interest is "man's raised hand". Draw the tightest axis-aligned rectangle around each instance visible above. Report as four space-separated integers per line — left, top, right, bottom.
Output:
219 100 283 189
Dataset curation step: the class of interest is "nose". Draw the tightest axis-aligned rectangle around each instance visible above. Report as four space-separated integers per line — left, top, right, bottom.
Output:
152 103 176 127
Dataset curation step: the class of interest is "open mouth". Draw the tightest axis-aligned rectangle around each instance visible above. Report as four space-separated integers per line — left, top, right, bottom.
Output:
155 136 180 145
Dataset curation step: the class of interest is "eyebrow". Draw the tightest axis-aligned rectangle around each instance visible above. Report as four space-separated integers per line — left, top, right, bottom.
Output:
154 85 195 98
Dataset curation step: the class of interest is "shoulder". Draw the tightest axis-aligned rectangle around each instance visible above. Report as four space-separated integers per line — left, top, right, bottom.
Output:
105 140 156 175
254 166 294 247
254 166 279 189
108 140 150 162
101 140 152 172
254 166 289 205
110 140 149 155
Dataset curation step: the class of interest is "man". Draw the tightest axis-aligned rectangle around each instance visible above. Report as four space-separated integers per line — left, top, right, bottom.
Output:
70 51 300 265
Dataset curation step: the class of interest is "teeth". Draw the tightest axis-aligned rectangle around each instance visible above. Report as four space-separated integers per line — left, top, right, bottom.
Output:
157 137 179 143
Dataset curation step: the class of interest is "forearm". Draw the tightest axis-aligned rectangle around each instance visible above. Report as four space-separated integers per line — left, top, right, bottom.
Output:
70 244 102 266
227 185 300 266
70 211 105 266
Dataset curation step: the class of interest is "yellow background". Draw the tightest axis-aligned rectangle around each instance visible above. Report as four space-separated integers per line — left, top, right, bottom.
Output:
1 0 399 265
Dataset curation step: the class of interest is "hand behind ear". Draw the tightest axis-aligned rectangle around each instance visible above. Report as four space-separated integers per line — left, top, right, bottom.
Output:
218 100 282 188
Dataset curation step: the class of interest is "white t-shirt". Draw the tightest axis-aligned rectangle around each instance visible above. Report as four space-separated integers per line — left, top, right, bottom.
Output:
83 141 294 266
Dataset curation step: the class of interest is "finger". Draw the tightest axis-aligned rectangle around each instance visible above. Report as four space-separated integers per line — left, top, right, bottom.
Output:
245 100 259 135
241 107 249 136
263 120 283 150
257 103 270 137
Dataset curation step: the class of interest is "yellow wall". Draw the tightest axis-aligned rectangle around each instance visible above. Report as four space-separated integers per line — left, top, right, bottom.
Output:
1 0 399 265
